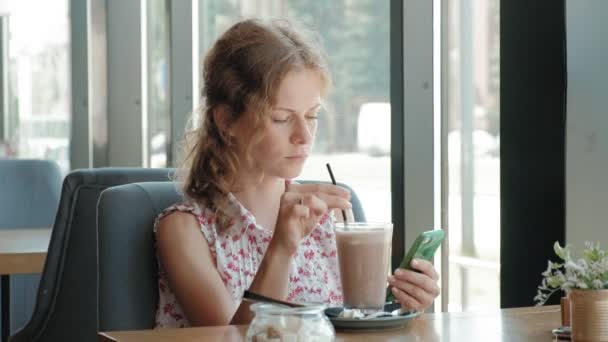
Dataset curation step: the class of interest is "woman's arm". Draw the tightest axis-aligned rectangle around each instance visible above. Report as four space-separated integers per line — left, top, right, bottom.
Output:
156 211 294 326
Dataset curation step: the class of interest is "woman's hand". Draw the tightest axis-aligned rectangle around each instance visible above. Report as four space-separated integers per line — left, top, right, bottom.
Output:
271 183 352 255
387 259 440 312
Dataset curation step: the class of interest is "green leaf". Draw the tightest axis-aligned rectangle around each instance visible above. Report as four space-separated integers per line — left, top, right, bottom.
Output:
554 241 568 260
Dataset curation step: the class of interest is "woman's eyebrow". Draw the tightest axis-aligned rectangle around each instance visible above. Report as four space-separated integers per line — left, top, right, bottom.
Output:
273 103 321 113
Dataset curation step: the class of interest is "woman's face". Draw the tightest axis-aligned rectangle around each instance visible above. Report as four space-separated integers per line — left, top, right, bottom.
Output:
234 68 322 180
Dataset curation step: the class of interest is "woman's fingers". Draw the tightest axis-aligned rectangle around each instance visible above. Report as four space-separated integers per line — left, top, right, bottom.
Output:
390 287 424 312
281 192 327 236
387 265 441 312
300 193 329 217
410 259 440 281
287 183 352 210
282 192 329 217
311 192 352 211
392 268 440 298
287 183 351 200
388 274 437 310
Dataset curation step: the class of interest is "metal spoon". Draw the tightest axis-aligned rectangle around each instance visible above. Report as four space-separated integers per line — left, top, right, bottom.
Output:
359 308 412 320
242 290 306 308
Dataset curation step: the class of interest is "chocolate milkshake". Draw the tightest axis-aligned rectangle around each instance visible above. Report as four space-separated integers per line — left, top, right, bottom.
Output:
335 222 393 310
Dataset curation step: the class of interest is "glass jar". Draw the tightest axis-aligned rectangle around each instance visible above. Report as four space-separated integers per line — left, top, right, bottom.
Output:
246 303 335 342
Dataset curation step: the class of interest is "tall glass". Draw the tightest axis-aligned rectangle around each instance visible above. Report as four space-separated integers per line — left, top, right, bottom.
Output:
335 222 393 311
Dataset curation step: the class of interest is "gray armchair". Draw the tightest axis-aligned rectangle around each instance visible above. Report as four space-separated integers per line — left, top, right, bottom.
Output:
96 181 365 332
10 168 174 342
0 159 62 340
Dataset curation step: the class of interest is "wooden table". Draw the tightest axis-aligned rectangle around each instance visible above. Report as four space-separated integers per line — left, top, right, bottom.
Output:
98 305 561 341
0 228 52 342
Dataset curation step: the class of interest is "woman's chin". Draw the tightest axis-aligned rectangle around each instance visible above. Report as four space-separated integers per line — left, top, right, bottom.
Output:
277 165 305 180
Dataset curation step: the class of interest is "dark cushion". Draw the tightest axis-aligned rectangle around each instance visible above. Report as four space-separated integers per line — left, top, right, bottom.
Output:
97 182 182 331
10 168 174 342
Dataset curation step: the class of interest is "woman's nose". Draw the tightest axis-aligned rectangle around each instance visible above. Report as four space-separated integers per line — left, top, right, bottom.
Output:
290 116 313 145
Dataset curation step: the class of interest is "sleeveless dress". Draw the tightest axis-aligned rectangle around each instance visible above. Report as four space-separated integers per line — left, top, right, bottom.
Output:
153 192 343 328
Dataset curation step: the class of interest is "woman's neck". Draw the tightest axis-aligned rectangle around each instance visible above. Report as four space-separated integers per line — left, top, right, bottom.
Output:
231 176 285 231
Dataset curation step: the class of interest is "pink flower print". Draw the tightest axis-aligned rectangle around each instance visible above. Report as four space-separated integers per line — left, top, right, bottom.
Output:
262 236 271 244
232 234 240 242
227 261 240 272
298 267 311 277
289 275 301 283
248 235 257 244
304 250 315 260
248 223 256 231
197 215 206 225
329 250 337 258
329 291 342 303
325 232 332 239
238 248 247 258
163 303 175 314
256 246 264 255
159 282 167 293
319 214 328 225
303 240 311 247
220 241 227 250
172 313 184 321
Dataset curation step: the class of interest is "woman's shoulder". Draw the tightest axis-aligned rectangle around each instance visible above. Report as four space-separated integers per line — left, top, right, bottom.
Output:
154 201 216 234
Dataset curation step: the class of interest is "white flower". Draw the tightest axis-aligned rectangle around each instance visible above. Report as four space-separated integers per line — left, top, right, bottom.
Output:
565 261 584 274
592 279 604 289
535 241 608 305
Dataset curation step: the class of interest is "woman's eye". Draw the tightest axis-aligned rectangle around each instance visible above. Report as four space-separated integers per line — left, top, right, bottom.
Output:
305 115 319 120
271 117 289 123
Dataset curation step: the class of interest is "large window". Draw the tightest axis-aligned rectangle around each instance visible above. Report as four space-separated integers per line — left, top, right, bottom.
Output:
196 0 392 222
444 0 500 312
147 0 171 168
1 1 70 174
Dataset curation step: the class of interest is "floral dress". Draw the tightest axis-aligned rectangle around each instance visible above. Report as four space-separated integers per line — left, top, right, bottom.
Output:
153 192 343 328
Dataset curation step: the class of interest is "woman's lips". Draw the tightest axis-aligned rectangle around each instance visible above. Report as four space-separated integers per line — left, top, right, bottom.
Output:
286 155 308 160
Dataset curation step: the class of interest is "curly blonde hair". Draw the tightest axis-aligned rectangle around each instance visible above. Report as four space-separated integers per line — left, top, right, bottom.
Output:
178 19 331 220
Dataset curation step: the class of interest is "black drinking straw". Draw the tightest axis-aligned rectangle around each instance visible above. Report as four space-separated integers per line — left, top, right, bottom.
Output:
326 163 348 223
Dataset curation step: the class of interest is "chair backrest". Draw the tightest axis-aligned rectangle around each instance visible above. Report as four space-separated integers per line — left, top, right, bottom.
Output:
0 159 62 336
0 159 62 228
10 168 174 342
97 181 365 332
97 182 182 331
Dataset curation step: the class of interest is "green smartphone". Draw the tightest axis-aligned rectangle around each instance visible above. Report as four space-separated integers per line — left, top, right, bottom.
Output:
386 229 445 302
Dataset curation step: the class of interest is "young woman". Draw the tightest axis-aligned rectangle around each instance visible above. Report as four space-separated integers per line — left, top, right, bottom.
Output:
154 19 440 328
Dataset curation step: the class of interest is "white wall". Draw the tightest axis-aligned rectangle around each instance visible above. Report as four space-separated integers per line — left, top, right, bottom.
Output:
566 0 608 247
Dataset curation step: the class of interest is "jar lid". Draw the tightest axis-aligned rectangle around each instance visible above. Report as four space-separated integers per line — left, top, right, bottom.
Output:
250 302 327 315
